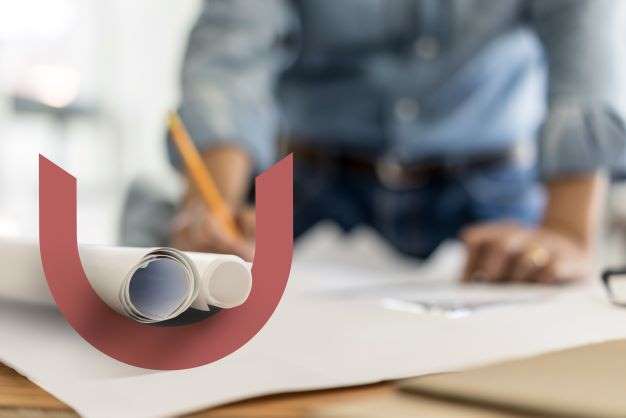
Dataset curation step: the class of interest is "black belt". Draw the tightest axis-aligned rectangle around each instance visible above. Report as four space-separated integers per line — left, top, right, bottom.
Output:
291 144 518 189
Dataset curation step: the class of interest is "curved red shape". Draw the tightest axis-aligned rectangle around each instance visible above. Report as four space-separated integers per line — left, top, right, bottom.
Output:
39 154 293 370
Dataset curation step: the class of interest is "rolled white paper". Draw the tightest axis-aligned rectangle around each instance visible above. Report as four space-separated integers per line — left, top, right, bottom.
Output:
0 239 252 323
0 240 198 323
78 245 198 323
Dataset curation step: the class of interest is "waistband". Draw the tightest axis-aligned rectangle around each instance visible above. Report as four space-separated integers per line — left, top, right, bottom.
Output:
289 142 522 189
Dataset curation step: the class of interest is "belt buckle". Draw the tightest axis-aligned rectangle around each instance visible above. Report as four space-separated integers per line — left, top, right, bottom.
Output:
376 158 410 190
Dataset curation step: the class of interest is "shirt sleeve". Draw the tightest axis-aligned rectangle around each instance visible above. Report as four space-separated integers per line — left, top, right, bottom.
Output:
531 0 626 179
168 0 293 171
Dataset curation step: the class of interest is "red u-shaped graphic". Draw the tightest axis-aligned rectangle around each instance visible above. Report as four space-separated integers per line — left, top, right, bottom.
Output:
39 154 293 370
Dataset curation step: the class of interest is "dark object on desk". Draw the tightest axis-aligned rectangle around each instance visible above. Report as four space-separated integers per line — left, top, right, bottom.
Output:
602 268 626 307
155 307 220 327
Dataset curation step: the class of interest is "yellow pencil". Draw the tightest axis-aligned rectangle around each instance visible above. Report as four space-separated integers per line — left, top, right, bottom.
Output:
167 111 240 240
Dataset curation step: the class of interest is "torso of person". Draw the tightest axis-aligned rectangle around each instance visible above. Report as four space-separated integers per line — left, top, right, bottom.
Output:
278 0 546 164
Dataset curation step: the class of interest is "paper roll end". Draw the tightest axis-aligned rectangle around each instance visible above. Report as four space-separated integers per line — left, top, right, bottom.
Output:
206 261 252 309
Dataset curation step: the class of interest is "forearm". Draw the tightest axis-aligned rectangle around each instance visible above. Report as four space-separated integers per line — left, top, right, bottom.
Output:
541 173 607 251
175 0 289 173
183 145 252 209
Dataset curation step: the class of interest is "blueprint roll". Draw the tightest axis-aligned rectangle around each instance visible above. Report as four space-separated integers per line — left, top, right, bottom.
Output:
78 245 198 323
0 239 252 323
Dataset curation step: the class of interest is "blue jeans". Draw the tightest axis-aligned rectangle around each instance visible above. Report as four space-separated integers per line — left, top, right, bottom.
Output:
294 157 544 259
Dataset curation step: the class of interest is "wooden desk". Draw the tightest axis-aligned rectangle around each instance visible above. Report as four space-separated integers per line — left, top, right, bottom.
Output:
0 363 393 418
0 363 529 417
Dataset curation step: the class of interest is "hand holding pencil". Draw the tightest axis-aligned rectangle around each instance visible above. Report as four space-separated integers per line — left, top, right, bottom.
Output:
168 111 255 261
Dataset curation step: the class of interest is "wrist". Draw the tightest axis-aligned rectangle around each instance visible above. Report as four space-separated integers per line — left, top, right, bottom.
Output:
189 144 252 208
541 218 593 253
541 172 607 251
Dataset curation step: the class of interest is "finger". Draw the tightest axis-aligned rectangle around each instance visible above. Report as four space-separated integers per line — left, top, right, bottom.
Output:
472 227 527 282
187 232 253 261
201 215 255 261
171 215 203 251
494 231 531 282
209 228 254 261
507 254 532 282
460 226 489 282
229 239 255 262
509 246 550 283
460 225 491 248
170 230 192 251
170 207 195 235
480 240 514 282
462 239 489 282
460 222 524 282
460 221 521 244
533 259 558 284
171 203 211 249
238 207 256 239
172 213 224 253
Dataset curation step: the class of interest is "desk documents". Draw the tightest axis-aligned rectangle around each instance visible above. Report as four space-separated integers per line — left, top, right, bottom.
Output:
0 226 624 417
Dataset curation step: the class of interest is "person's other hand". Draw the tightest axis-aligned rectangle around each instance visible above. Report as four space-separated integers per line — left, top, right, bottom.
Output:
170 196 255 261
460 221 592 284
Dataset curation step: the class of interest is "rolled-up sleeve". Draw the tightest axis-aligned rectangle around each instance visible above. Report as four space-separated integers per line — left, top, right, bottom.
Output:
168 0 292 170
531 0 626 179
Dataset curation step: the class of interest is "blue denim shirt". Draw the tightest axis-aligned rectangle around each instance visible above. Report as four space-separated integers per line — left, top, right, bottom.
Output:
171 0 626 179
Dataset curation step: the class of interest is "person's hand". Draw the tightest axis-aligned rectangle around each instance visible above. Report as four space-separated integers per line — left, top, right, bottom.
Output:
170 196 255 261
170 145 255 260
460 221 592 284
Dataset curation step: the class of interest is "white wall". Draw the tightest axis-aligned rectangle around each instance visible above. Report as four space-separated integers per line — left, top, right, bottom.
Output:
95 0 200 180
0 1 201 243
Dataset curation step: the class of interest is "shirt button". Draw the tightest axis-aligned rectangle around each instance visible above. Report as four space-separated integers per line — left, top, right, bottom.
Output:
394 98 420 122
414 36 440 60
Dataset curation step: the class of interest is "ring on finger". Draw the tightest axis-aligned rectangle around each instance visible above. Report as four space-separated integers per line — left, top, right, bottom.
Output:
524 245 550 269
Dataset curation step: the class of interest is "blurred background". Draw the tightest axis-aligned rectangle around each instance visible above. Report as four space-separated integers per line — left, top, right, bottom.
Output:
0 0 198 244
0 0 625 263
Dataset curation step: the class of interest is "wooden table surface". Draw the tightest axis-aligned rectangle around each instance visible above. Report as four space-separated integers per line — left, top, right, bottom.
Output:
0 363 393 418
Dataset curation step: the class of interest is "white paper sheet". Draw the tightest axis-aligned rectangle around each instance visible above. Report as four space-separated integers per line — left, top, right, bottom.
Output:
0 239 251 322
1 226 624 418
